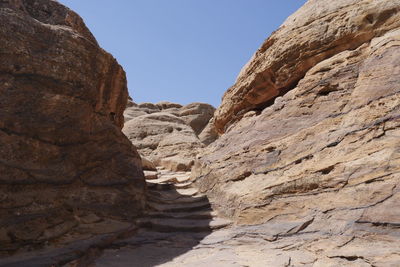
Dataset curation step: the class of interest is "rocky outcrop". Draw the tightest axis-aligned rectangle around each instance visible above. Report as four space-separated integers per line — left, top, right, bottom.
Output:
123 101 215 171
179 103 216 135
198 118 219 146
0 0 145 256
193 0 400 265
214 0 400 134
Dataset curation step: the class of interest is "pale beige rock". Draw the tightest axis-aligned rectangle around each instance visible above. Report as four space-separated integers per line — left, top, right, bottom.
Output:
198 117 219 145
214 0 400 134
141 156 157 171
156 101 183 110
123 112 202 171
144 170 158 180
123 102 215 170
179 103 215 135
191 0 400 265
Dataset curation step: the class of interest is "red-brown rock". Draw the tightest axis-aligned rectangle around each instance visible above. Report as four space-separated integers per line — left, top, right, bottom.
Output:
0 0 145 255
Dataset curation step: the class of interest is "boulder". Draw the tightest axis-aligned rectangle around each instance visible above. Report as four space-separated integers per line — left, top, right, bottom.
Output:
123 101 215 170
0 0 145 253
141 156 157 171
123 112 203 171
156 101 183 110
179 103 215 135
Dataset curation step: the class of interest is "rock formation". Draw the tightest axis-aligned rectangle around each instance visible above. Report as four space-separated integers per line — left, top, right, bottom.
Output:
0 0 145 257
2 0 400 266
123 100 215 171
192 0 400 265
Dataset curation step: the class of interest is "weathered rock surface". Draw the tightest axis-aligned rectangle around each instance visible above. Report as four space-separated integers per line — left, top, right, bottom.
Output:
192 0 400 265
141 156 157 171
179 103 216 135
198 117 219 146
214 0 400 134
87 168 231 267
123 101 215 171
0 0 145 257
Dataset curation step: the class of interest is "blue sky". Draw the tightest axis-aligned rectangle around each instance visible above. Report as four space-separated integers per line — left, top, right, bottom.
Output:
58 1 306 107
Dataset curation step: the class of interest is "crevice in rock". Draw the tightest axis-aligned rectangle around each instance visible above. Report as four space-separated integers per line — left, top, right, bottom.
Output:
330 255 365 262
356 221 400 228
231 171 252 182
318 165 335 175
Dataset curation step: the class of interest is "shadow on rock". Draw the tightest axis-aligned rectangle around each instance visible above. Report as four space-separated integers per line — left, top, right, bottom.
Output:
93 179 220 267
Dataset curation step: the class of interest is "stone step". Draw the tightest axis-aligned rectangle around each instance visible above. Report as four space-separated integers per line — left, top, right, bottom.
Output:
147 176 179 184
173 181 193 189
147 187 198 197
136 217 232 232
163 174 191 183
144 170 158 180
146 210 218 220
147 188 203 200
146 174 191 185
175 187 199 196
146 180 194 191
147 194 208 205
147 199 211 212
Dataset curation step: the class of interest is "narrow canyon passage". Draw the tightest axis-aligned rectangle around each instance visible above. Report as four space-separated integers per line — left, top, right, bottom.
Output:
72 167 232 266
1 1 399 266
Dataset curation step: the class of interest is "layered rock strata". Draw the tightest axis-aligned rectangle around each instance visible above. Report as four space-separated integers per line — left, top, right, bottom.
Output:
193 0 400 265
0 0 145 255
123 101 215 171
214 0 400 134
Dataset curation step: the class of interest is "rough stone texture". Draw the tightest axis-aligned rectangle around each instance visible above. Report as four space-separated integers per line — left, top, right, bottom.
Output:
178 103 216 135
198 118 219 146
123 101 215 171
193 0 400 265
93 224 400 267
214 0 400 134
123 112 202 171
0 0 145 255
141 156 157 171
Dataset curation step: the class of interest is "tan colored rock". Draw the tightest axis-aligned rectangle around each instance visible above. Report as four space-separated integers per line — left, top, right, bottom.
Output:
179 103 215 135
123 102 215 170
214 0 400 134
198 118 218 145
141 156 157 171
144 170 158 180
0 0 145 253
123 112 203 171
160 156 195 172
124 101 215 135
192 0 400 265
156 101 183 110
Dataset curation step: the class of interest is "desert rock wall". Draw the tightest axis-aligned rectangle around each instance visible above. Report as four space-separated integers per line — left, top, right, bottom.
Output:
192 1 400 263
214 0 400 134
0 0 145 253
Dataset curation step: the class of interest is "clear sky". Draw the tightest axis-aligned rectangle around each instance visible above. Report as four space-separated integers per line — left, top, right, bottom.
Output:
58 1 306 107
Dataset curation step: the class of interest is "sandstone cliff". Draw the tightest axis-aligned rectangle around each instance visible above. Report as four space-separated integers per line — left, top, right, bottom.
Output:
193 0 400 265
123 100 215 171
0 0 145 256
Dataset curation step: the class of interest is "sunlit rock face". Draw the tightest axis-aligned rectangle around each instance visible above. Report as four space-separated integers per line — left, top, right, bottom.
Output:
214 0 400 134
193 0 400 265
0 0 145 253
123 101 215 171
